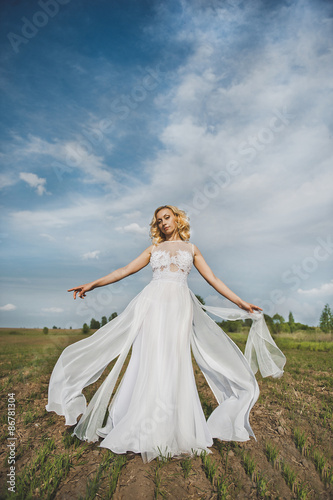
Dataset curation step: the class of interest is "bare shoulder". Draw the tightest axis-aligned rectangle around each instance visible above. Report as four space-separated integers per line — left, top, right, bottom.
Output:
191 243 203 257
131 244 155 261
144 244 155 255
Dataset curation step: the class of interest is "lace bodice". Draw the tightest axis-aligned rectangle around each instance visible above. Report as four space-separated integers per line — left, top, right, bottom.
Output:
150 240 194 285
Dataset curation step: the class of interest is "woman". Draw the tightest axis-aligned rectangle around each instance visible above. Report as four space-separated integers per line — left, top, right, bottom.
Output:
45 205 285 463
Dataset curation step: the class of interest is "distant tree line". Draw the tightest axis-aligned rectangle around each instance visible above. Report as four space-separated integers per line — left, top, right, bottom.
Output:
319 304 333 333
195 296 332 334
82 312 118 334
43 326 72 333
78 303 333 335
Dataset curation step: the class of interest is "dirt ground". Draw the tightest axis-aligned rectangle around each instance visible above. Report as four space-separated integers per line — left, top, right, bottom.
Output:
0 334 332 499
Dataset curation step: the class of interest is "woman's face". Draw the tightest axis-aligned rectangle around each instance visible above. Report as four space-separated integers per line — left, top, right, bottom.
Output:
156 208 178 238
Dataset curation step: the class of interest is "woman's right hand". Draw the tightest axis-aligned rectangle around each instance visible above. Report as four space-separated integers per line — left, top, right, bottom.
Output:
67 283 93 299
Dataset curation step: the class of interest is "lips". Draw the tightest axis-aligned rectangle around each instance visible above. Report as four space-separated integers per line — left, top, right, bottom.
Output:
164 226 170 230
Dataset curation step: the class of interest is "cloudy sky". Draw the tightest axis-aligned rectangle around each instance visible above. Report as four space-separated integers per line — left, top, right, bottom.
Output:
1 0 332 328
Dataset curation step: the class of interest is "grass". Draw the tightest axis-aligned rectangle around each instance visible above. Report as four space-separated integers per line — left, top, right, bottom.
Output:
63 429 82 449
216 472 229 500
242 451 257 481
200 450 218 483
79 462 105 500
292 425 333 486
312 449 333 485
153 463 165 499
256 472 270 498
282 460 297 491
294 480 311 500
157 447 173 464
180 456 192 478
293 427 309 455
227 329 333 351
200 450 232 499
23 409 40 425
240 450 272 498
265 441 279 468
79 451 127 500
148 458 168 499
199 392 216 419
105 452 128 497
3 438 73 500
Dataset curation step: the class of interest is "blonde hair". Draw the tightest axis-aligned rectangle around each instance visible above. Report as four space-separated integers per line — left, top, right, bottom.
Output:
149 205 190 244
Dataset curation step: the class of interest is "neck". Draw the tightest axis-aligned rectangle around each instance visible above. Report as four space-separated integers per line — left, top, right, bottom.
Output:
162 229 182 241
164 234 182 241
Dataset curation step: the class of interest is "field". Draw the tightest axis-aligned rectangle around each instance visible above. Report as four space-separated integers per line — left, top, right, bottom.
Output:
0 327 332 499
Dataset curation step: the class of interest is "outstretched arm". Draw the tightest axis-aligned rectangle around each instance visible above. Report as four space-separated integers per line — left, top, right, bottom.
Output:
193 245 262 313
68 245 154 299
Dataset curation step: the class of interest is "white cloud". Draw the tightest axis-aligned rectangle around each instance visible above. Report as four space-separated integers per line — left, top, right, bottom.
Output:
298 280 333 297
116 223 149 235
278 296 321 327
40 233 57 242
82 250 100 260
61 140 113 185
41 307 64 313
19 172 48 195
0 304 17 311
9 196 115 229
6 135 114 187
11 209 68 229
0 173 16 189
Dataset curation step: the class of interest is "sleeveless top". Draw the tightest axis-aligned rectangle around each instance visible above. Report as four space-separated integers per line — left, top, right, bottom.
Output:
150 240 194 285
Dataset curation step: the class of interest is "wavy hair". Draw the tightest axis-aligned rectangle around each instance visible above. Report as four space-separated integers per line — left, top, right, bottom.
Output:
149 205 190 244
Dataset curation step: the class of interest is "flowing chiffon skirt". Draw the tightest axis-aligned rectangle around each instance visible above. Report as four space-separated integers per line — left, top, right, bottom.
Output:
45 278 285 462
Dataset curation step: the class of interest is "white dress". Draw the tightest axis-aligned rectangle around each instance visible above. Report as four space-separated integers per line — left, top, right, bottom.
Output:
45 240 286 463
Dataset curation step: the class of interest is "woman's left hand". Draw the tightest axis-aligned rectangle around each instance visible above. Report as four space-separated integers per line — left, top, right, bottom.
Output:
237 300 263 313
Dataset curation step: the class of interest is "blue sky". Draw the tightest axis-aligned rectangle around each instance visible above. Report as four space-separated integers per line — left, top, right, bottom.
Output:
1 0 332 328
